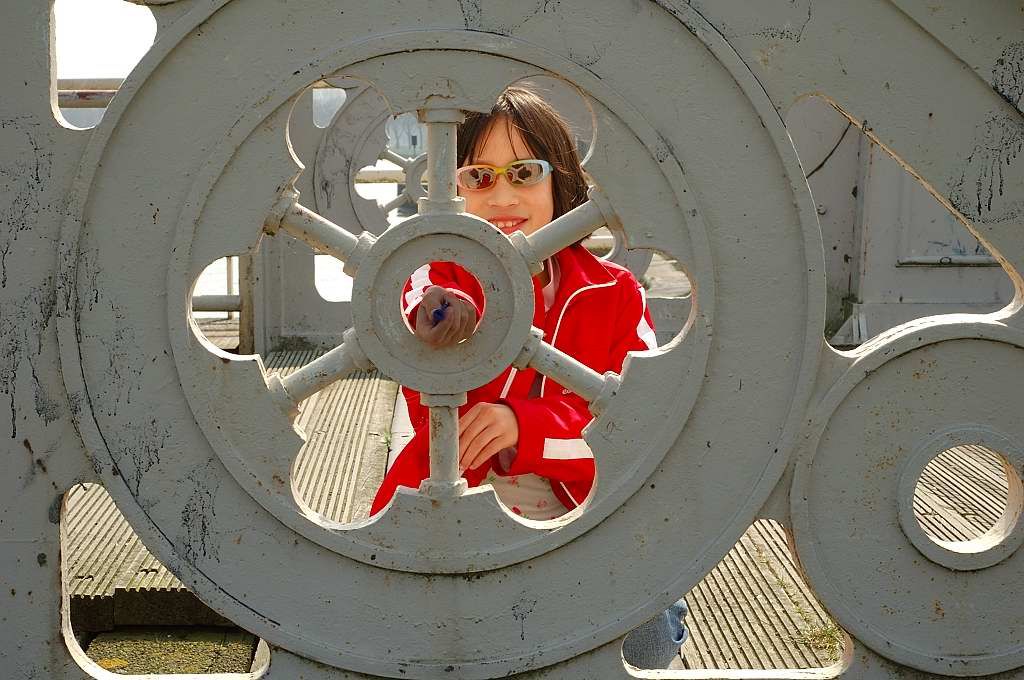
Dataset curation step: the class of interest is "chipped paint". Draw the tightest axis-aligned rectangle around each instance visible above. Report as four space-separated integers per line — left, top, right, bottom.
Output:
949 114 1024 224
993 41 1024 111
179 460 222 566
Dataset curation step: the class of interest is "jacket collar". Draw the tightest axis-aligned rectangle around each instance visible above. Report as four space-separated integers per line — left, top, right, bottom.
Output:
552 243 618 291
531 244 619 329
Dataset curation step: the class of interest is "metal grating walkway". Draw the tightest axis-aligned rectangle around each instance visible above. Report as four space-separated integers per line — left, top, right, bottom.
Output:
64 355 1010 669
914 444 1009 542
194 317 240 351
65 483 188 600
676 521 838 670
266 351 398 524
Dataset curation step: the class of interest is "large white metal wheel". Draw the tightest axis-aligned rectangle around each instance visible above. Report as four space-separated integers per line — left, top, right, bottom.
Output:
791 323 1024 676
56 1 823 677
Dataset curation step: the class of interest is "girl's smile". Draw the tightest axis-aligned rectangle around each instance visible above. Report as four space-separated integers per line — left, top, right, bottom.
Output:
489 216 529 234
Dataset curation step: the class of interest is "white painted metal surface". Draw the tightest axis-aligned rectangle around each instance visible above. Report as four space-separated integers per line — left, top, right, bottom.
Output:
1 2 1021 679
833 142 1015 346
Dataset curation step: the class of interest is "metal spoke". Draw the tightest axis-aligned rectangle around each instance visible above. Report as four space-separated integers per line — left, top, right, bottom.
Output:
514 328 620 416
419 392 469 497
523 199 606 264
380 148 412 169
511 187 621 274
279 202 360 260
426 117 456 202
270 329 370 409
382 191 410 214
417 109 465 215
264 191 375 274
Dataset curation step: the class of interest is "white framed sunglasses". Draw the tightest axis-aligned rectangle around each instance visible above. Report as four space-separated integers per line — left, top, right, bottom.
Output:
455 159 552 191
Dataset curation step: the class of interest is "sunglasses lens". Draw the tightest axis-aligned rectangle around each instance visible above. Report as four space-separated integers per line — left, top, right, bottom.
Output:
506 161 547 186
457 166 496 190
456 160 549 189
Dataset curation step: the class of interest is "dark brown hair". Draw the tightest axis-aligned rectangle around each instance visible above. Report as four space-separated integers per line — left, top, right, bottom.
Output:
457 86 589 220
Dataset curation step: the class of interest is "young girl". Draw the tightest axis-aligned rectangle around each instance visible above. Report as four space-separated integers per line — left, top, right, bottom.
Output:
370 86 687 667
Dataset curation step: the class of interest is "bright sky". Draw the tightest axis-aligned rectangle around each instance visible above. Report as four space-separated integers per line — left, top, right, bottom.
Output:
54 0 156 79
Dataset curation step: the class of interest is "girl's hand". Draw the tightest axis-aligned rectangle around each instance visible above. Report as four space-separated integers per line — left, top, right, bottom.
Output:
414 286 477 347
458 402 519 472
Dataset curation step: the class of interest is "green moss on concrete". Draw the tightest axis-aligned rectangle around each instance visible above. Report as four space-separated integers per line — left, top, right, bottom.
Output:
86 626 257 674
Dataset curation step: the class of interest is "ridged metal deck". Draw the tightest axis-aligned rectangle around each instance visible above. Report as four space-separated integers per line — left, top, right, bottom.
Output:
195 317 241 351
914 444 1010 542
64 351 1009 671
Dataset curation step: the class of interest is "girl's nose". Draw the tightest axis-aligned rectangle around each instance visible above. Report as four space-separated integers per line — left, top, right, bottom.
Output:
487 175 519 206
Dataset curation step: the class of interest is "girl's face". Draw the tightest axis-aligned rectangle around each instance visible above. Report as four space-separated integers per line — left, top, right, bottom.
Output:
459 117 555 238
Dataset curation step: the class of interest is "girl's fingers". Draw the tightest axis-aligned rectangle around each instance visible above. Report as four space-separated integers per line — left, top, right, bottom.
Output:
463 431 503 471
457 404 517 471
413 287 457 346
468 429 516 471
459 415 492 464
443 299 465 345
415 301 445 345
414 304 433 339
434 296 455 345
458 301 475 341
422 320 444 346
460 415 506 469
412 290 477 347
458 403 483 437
459 300 474 340
415 303 429 328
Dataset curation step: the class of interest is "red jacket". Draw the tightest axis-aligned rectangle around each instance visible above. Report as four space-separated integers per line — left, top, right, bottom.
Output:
370 244 657 516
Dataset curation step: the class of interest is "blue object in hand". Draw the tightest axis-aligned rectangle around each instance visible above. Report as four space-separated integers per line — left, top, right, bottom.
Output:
431 299 450 326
